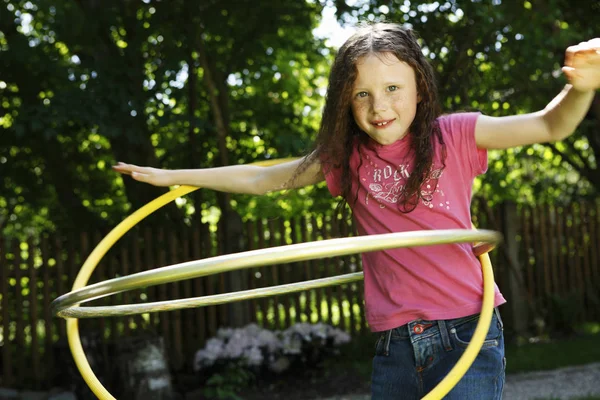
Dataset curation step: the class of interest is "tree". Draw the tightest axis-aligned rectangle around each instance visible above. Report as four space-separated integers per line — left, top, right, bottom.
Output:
0 0 331 238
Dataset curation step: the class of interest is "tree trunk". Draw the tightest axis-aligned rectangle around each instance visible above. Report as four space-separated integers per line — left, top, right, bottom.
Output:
197 32 250 328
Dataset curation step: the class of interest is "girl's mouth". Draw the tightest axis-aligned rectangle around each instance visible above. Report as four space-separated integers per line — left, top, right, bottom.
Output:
371 119 395 128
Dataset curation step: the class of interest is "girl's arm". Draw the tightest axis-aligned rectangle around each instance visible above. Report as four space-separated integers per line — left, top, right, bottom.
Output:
474 38 599 150
112 156 325 195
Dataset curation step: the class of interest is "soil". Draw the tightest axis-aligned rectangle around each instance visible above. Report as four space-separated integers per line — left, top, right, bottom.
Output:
241 367 370 400
177 365 371 400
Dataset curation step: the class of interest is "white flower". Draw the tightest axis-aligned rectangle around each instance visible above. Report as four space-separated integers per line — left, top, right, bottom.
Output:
243 346 264 367
281 333 303 355
193 322 351 372
243 323 262 337
217 327 234 340
332 330 351 346
257 329 282 352
289 323 312 340
222 331 248 359
193 338 224 370
311 323 330 340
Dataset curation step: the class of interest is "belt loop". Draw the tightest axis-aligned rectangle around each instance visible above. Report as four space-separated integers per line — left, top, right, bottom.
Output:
384 329 392 356
494 307 504 330
438 320 452 351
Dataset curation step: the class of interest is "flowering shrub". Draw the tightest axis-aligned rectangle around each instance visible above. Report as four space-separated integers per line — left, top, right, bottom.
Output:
193 322 351 375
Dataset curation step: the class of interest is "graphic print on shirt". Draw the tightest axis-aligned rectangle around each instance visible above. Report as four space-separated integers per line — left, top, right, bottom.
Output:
361 154 448 210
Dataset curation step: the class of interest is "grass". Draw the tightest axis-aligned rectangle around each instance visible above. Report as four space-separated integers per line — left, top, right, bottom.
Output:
505 331 600 374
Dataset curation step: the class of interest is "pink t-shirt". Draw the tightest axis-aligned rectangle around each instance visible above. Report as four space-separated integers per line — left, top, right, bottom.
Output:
323 112 506 332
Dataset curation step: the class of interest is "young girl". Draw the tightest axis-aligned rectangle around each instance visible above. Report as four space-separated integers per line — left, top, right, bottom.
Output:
113 24 600 399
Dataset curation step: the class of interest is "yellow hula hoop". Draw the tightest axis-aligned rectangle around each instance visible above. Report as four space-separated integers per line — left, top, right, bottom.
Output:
51 158 500 400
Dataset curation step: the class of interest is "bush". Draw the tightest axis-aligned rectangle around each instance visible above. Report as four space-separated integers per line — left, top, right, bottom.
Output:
193 322 352 397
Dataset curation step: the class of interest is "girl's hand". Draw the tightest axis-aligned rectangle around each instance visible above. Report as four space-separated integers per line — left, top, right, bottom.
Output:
562 38 600 92
112 162 173 187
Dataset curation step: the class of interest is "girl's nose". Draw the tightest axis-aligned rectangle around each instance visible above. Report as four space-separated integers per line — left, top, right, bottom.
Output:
372 96 388 112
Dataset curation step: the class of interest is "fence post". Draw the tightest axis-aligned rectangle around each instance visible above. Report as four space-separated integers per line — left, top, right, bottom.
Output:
224 210 250 328
500 201 529 337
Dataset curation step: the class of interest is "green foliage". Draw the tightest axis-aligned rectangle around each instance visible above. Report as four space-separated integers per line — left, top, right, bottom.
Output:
1 0 598 237
1 0 328 236
202 363 255 400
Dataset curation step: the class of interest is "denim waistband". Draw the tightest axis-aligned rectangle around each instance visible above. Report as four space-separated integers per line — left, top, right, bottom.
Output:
387 307 502 342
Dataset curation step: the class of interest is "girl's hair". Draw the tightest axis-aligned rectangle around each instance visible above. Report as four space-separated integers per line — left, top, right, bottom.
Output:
302 22 445 214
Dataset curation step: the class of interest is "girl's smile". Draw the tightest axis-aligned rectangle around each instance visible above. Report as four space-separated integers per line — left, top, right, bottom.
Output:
371 118 396 128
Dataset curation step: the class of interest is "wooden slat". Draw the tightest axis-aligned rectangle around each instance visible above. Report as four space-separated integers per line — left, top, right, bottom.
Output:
192 226 206 344
92 231 111 383
108 243 120 339
538 206 552 297
288 219 300 326
41 235 54 383
321 216 335 325
131 230 146 330
299 216 311 322
590 202 600 301
340 218 359 335
13 241 25 386
156 228 170 348
531 207 548 299
202 223 217 337
144 228 159 327
580 203 592 321
168 232 183 369
331 218 348 333
279 218 292 327
556 206 567 296
245 221 259 323
310 215 323 323
267 219 282 329
594 201 600 319
548 205 560 296
1 237 13 386
570 204 584 294
181 228 195 358
256 219 271 329
121 245 131 337
521 207 535 303
216 221 228 327
54 237 66 339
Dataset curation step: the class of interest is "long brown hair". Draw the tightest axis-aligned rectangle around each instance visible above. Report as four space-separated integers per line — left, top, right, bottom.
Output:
301 23 445 213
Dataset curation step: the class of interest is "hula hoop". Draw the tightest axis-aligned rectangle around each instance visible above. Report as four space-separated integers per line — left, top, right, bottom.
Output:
51 158 500 400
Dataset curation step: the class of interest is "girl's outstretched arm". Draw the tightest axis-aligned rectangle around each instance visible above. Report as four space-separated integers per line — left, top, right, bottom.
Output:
474 38 599 150
112 156 325 195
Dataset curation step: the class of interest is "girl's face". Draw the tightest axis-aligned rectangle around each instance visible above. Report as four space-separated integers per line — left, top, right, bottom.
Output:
351 52 419 145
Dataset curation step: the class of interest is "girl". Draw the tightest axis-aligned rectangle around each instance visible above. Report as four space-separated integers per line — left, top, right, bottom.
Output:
113 24 600 399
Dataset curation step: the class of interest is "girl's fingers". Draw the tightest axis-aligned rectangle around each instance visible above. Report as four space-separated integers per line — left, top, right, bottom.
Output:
561 66 580 80
112 162 150 173
565 39 600 66
112 164 129 173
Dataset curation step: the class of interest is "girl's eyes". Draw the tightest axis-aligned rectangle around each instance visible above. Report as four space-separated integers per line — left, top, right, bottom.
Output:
355 86 399 98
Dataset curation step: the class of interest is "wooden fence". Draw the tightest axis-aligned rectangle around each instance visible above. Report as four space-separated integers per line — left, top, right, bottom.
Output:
1 200 599 390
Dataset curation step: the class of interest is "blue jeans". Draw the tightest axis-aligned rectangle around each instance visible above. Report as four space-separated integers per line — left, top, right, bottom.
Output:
371 309 505 399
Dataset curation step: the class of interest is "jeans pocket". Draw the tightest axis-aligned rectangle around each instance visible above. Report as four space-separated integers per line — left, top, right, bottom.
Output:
374 330 391 356
450 315 502 350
